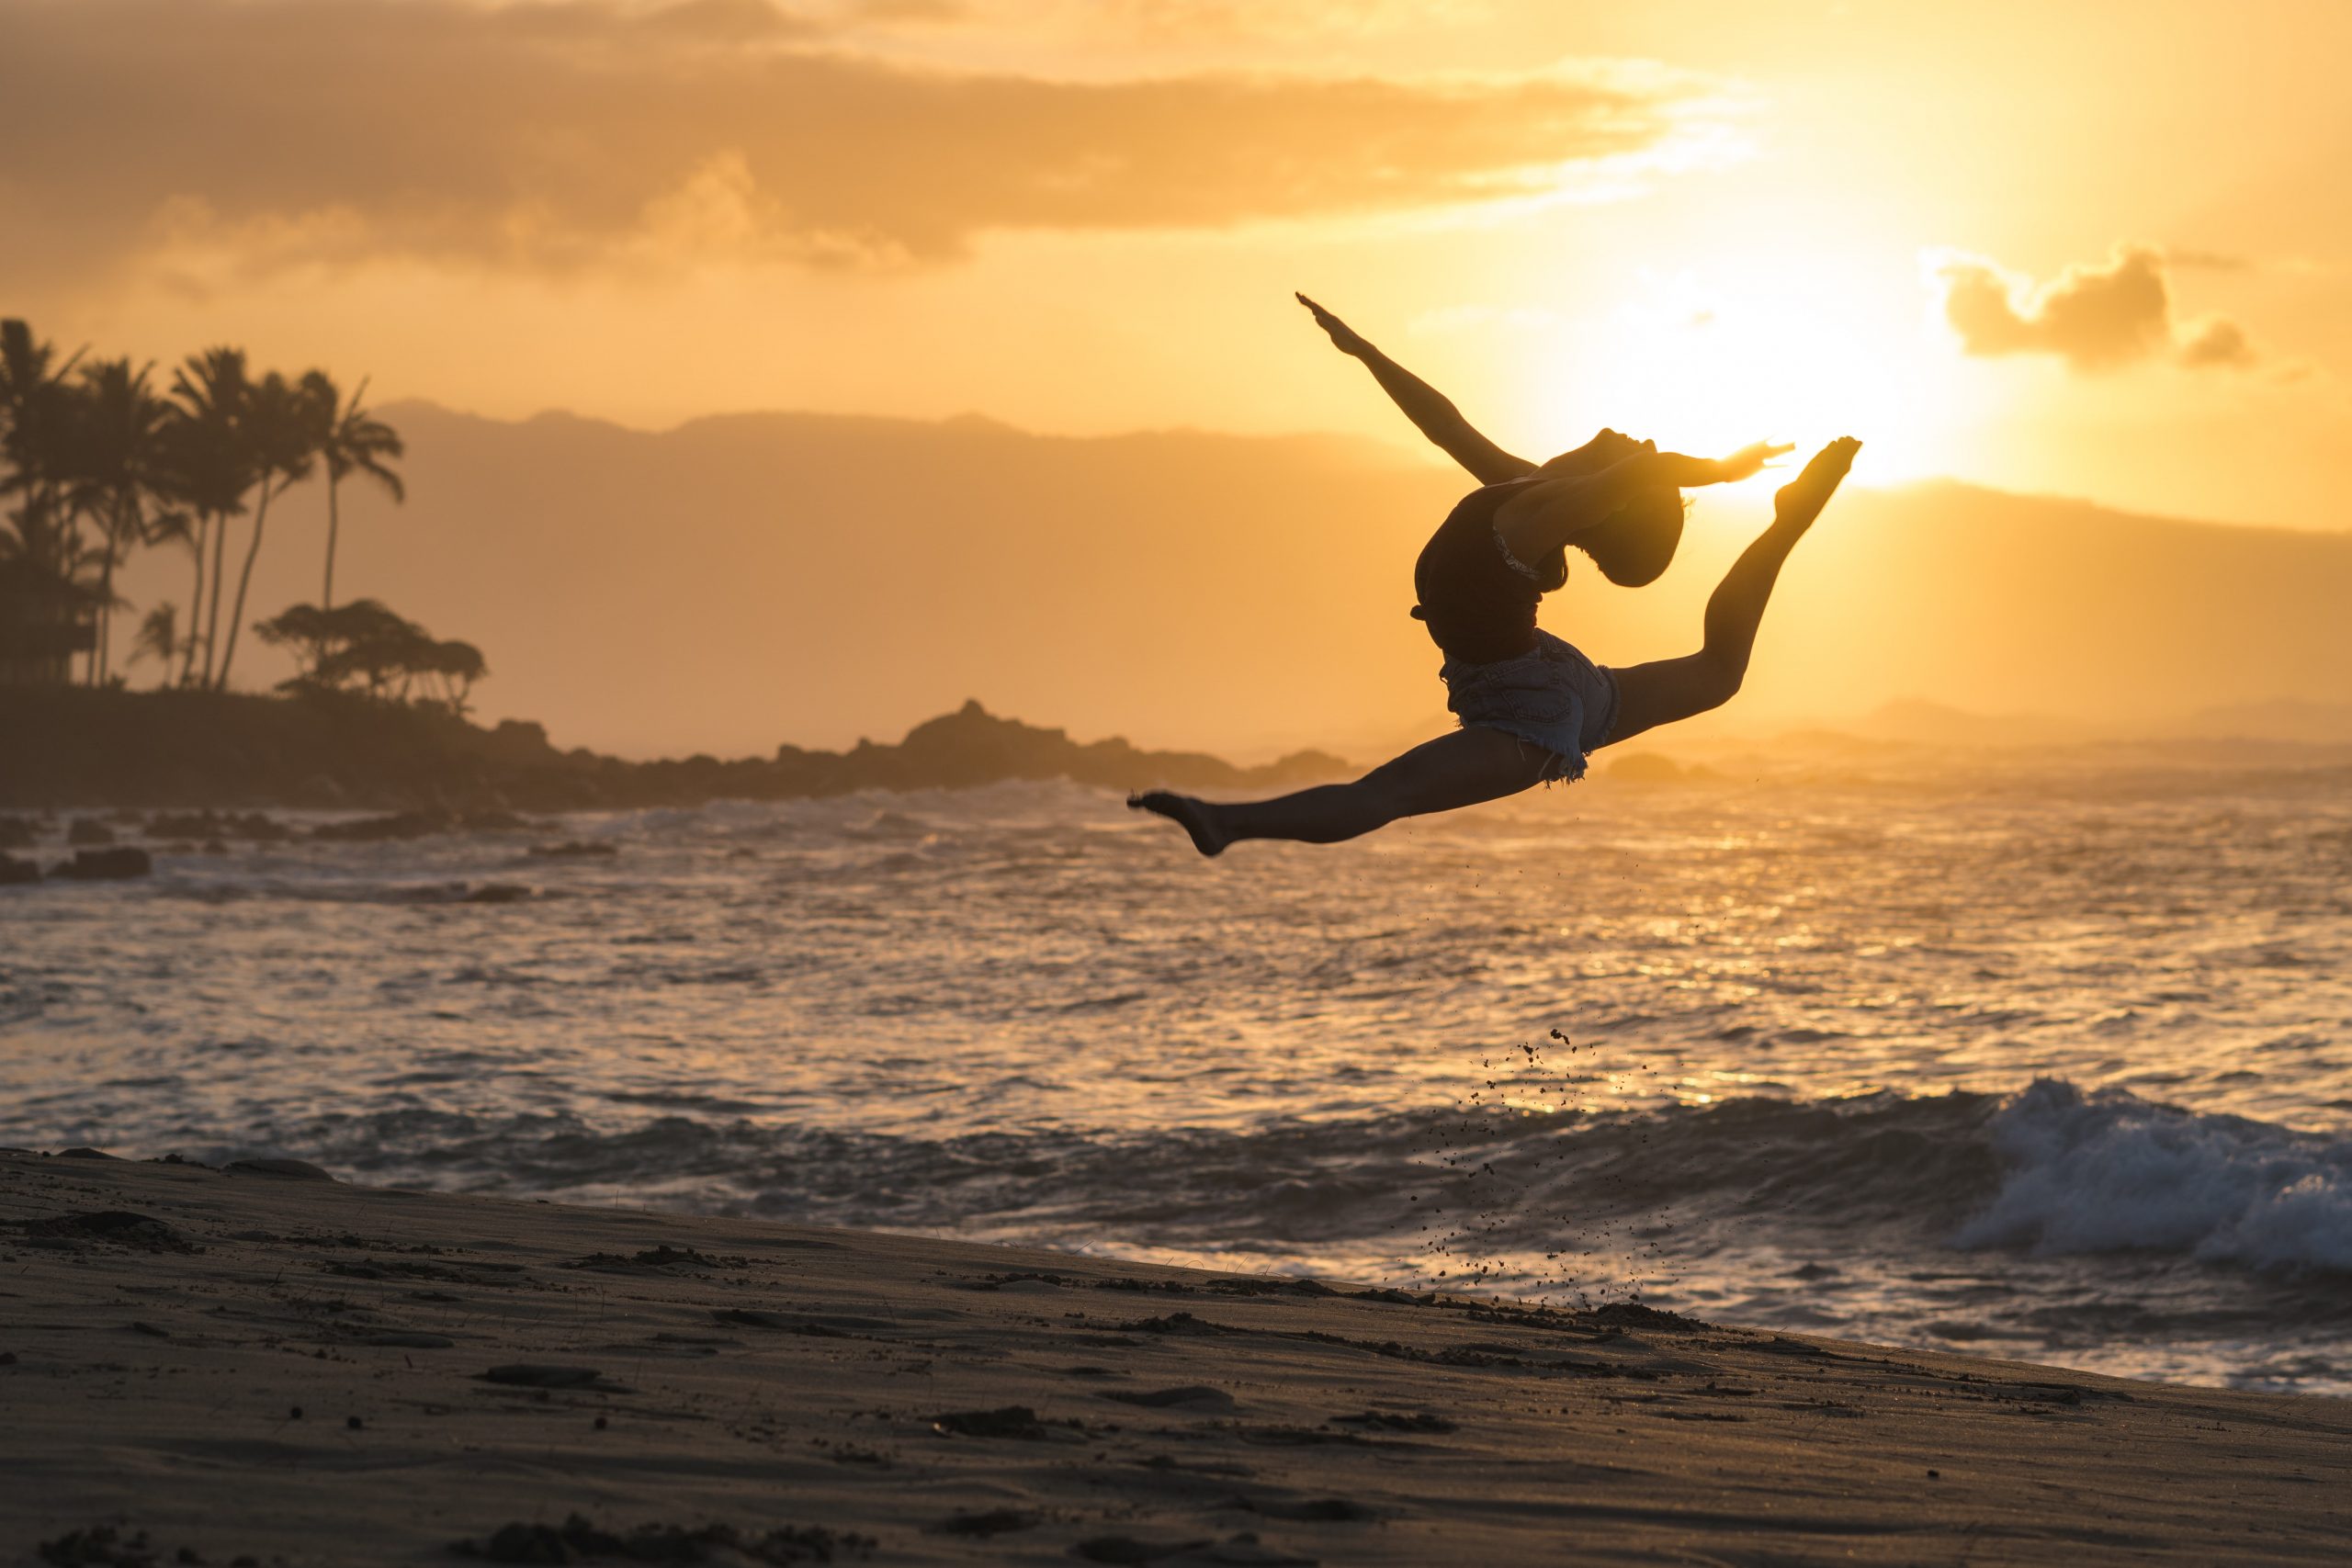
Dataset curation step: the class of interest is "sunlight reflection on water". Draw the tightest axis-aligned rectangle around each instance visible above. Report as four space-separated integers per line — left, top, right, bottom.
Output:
4 771 2350 1391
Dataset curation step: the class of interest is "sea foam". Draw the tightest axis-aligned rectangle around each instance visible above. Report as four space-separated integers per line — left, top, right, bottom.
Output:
1956 1077 2352 1273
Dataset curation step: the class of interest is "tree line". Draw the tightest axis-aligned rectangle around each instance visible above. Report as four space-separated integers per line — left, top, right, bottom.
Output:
0 316 447 698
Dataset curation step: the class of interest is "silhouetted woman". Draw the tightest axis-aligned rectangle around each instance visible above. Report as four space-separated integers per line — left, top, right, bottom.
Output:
1130 296 1860 855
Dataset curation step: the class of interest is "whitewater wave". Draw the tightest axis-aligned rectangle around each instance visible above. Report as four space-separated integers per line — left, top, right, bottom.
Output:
1957 1077 2352 1274
186 1077 2352 1283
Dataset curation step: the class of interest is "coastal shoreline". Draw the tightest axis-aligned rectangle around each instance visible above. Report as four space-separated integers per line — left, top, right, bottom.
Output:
0 690 1348 814
4 1149 2346 1565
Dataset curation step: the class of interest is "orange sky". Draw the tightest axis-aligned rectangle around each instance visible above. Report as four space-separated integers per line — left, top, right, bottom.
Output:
9 0 2342 751
5 0 2347 529
9 0 2342 526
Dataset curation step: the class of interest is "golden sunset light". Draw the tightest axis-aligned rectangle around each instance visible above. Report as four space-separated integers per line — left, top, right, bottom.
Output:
6 1 2342 520
6 6 2352 1560
5 0 2341 754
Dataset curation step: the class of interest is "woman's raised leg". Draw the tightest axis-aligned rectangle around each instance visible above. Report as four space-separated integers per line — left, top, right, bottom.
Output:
1607 436 1858 747
1131 726 1554 855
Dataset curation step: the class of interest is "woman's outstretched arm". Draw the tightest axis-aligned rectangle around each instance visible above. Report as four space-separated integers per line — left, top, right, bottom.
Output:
1295 293 1537 484
1493 440 1793 562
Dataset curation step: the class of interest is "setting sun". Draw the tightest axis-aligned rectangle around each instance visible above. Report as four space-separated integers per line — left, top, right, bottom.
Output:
1555 256 1960 479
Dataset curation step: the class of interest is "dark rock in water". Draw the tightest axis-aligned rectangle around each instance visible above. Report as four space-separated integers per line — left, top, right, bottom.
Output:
202 839 229 855
51 846 153 880
311 809 448 843
224 1157 337 1180
0 853 39 886
462 884 534 905
314 808 531 843
65 817 116 845
0 815 37 849
527 840 617 858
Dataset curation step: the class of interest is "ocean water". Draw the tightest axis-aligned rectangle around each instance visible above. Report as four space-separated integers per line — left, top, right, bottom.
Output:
5 765 2351 1394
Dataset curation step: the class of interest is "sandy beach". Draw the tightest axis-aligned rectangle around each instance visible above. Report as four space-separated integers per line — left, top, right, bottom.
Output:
4 1148 2346 1566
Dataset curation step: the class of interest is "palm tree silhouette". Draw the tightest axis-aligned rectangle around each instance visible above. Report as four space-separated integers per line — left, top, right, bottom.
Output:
303 371 404 611
167 346 254 688
66 358 181 685
212 369 318 691
0 320 103 682
129 602 181 679
1 319 86 578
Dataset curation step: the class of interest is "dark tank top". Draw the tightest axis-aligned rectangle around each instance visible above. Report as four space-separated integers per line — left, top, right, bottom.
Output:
1412 481 1566 665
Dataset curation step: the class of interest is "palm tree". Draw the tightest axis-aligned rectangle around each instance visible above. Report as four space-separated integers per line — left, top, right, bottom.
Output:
129 603 182 681
0 318 86 575
152 415 230 689
301 371 404 611
0 320 102 683
211 368 317 691
65 358 180 684
166 347 253 688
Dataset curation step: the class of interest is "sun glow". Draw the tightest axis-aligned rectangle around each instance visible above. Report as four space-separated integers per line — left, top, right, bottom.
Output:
1518 253 1963 483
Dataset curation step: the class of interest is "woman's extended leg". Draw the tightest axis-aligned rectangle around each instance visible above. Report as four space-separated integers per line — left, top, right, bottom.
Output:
1131 726 1554 856
1606 437 1858 746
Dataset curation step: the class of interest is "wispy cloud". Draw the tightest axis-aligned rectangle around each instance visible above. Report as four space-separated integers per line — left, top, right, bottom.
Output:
0 0 1735 288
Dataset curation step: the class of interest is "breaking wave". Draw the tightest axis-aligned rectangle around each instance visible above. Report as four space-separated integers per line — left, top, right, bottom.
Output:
189 1078 2352 1286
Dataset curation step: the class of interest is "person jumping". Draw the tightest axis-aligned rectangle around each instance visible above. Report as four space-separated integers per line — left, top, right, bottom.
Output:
1129 296 1860 856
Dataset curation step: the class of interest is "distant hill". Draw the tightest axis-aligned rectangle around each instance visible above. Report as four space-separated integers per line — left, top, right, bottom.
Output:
1857 700 2098 747
111 407 2352 760
2177 699 2352 744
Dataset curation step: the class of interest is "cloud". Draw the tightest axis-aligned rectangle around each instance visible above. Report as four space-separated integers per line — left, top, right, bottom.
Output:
0 0 1730 288
2177 316 2256 369
1927 244 2258 373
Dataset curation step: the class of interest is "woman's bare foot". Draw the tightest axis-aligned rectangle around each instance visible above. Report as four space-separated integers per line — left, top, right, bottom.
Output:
1773 436 1860 530
1128 791 1231 857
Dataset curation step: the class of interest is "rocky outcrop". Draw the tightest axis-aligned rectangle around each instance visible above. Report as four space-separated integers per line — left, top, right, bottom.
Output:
310 808 531 843
0 689 1351 812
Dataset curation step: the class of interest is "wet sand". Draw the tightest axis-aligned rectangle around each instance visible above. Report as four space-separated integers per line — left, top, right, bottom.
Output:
3 1148 2346 1565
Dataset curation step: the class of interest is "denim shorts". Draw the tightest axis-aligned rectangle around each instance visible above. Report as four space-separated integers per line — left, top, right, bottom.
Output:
1439 630 1622 784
